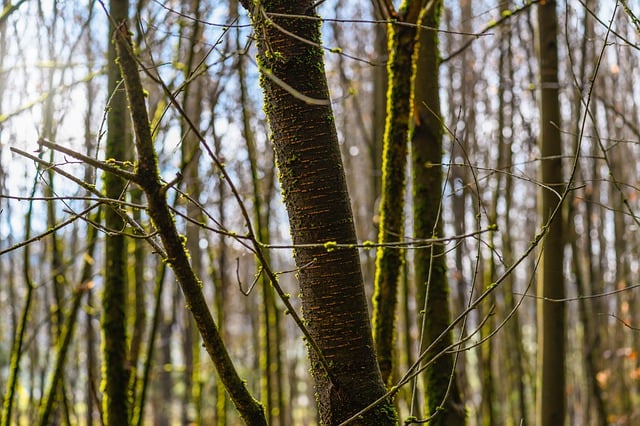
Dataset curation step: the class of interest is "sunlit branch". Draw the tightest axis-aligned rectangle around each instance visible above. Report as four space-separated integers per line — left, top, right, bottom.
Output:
10 146 166 256
441 0 542 64
11 146 109 198
37 138 139 182
0 203 101 257
0 68 104 125
0 194 146 209
604 313 640 332
260 226 495 251
249 57 330 105
259 6 380 66
577 0 639 50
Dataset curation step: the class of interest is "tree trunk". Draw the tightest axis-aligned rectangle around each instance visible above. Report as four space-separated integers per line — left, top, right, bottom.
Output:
179 2 205 422
244 1 396 423
211 127 229 425
372 0 425 385
535 1 566 425
496 6 529 422
412 2 465 424
102 1 131 424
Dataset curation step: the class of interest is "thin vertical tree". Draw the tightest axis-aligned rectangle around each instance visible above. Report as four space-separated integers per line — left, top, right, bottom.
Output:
211 131 229 425
83 4 99 425
1 180 36 426
178 1 205 422
412 1 465 424
535 1 566 425
372 0 428 386
41 3 69 419
495 5 529 422
567 2 608 423
102 1 131 424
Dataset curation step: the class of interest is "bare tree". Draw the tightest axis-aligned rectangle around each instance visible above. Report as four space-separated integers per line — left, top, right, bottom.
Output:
535 1 566 424
241 0 396 423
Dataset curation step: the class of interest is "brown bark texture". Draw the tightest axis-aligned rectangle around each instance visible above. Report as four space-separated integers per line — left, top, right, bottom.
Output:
536 1 566 425
245 0 396 423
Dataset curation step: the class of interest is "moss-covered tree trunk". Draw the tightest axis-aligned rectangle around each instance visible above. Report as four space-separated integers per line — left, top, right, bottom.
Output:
372 0 426 387
535 1 566 425
411 2 466 424
102 1 130 424
243 1 396 423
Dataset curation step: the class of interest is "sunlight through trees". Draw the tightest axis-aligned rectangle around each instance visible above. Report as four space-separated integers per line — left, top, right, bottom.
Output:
1 1 640 424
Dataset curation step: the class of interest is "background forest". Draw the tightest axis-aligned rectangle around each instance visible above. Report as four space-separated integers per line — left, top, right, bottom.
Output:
0 0 639 425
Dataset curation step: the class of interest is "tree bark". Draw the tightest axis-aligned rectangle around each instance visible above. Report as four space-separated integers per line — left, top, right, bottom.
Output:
244 1 396 423
372 0 425 385
535 1 566 425
102 1 131 424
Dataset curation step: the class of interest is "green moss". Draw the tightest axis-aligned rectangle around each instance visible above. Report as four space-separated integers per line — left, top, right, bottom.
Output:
324 241 338 252
265 50 284 61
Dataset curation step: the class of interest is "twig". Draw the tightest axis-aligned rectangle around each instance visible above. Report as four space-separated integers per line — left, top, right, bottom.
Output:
10 145 166 256
37 138 138 182
604 313 640 332
441 0 541 64
237 258 262 296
